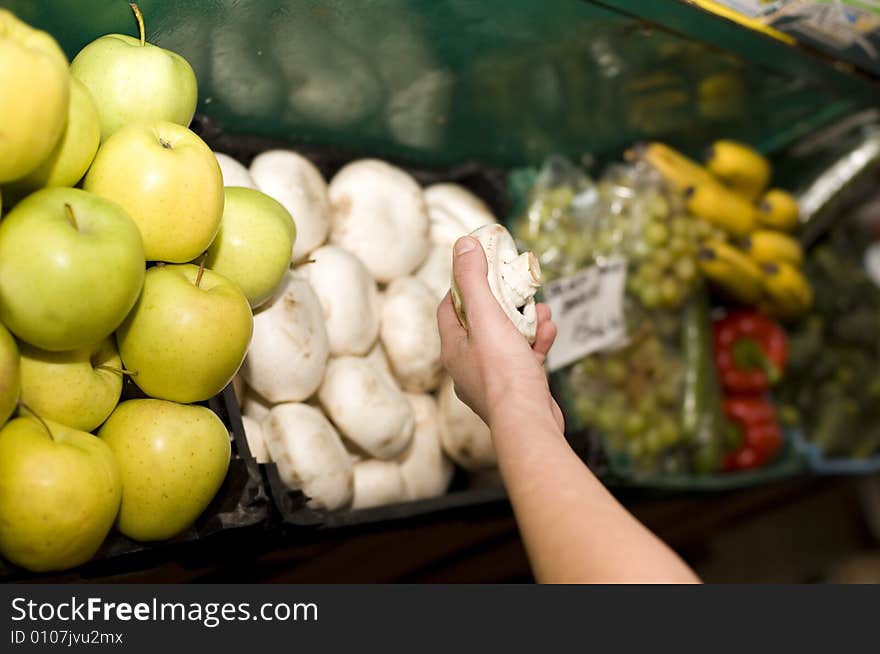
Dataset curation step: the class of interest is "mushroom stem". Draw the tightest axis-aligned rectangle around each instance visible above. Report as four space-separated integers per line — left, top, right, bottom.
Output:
504 251 542 307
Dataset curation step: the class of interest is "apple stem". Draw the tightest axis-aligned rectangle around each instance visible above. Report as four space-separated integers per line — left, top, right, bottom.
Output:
18 402 55 442
195 252 207 288
96 365 138 377
64 203 78 230
129 3 146 47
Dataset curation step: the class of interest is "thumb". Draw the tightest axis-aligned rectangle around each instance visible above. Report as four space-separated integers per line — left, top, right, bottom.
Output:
452 236 505 330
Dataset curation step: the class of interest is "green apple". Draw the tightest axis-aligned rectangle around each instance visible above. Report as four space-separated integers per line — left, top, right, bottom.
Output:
83 122 223 263
0 187 145 351
0 415 121 572
19 338 123 432
0 10 69 182
4 77 101 200
99 399 230 541
117 264 253 403
206 187 296 308
69 4 197 142
0 322 19 425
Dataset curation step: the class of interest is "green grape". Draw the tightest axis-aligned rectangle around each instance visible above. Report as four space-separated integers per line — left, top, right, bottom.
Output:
574 396 597 422
668 236 690 258
644 221 669 247
671 216 691 238
624 412 647 438
596 406 623 433
659 276 683 307
603 358 628 385
637 394 658 418
695 218 714 240
644 428 665 454
627 275 642 295
648 194 671 219
652 248 673 270
640 287 661 309
657 416 680 447
657 378 681 406
627 437 646 459
673 257 697 283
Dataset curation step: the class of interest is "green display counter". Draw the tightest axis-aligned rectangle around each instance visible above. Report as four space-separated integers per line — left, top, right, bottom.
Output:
4 0 877 168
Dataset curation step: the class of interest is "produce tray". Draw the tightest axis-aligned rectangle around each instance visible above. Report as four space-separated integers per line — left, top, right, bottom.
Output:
602 430 807 492
0 384 269 582
199 117 608 527
791 429 880 477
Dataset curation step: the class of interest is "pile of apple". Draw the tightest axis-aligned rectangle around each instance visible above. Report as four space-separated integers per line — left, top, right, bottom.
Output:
0 7 295 573
221 149 503 511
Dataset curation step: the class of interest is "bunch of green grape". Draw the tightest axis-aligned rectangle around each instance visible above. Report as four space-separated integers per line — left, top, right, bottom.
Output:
593 163 706 311
567 316 687 473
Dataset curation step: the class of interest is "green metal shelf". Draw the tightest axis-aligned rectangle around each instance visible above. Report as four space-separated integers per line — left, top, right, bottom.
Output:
3 0 878 167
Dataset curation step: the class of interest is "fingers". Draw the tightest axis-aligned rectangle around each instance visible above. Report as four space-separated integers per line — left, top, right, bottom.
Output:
532 303 557 361
437 291 463 338
451 237 506 331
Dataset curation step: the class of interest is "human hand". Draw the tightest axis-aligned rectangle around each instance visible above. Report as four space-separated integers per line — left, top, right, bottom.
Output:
437 236 563 432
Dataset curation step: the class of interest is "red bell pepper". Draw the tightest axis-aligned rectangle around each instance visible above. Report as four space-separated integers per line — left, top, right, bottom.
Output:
721 395 783 471
714 311 788 394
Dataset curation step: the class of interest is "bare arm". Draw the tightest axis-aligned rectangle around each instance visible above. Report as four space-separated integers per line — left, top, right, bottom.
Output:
438 236 699 584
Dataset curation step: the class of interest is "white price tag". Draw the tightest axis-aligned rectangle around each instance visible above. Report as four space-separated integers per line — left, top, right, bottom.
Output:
543 257 628 372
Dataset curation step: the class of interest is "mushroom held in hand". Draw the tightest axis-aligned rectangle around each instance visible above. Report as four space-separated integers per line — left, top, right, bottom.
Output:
451 224 542 344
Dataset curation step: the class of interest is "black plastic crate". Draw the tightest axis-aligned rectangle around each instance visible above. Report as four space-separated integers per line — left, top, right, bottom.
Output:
0 384 269 581
197 117 603 528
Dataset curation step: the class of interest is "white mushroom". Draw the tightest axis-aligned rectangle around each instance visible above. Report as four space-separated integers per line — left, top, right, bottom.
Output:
241 271 329 403
451 224 542 344
428 205 470 247
213 152 257 189
249 150 330 263
296 245 380 356
241 386 273 423
380 277 443 393
241 415 271 464
318 356 414 460
398 394 454 500
365 340 396 388
425 183 496 234
415 243 453 300
351 460 406 509
328 159 430 282
262 403 353 510
437 376 496 470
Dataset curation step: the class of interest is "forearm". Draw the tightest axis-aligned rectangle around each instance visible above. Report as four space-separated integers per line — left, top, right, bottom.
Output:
489 401 700 584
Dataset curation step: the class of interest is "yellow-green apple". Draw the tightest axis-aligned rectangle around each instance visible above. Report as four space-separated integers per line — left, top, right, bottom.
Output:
18 338 123 432
0 188 145 351
0 415 121 572
206 187 296 308
83 122 223 263
0 322 19 425
4 78 101 200
69 4 197 142
99 399 230 541
117 264 252 403
0 10 69 182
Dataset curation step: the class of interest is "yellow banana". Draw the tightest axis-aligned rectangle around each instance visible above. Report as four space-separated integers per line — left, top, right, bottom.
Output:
684 180 758 237
742 230 804 267
705 140 771 200
636 142 716 192
756 188 799 232
761 261 813 318
698 240 764 304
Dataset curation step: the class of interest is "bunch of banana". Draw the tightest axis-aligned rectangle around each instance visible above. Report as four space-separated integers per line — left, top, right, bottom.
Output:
637 140 811 318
